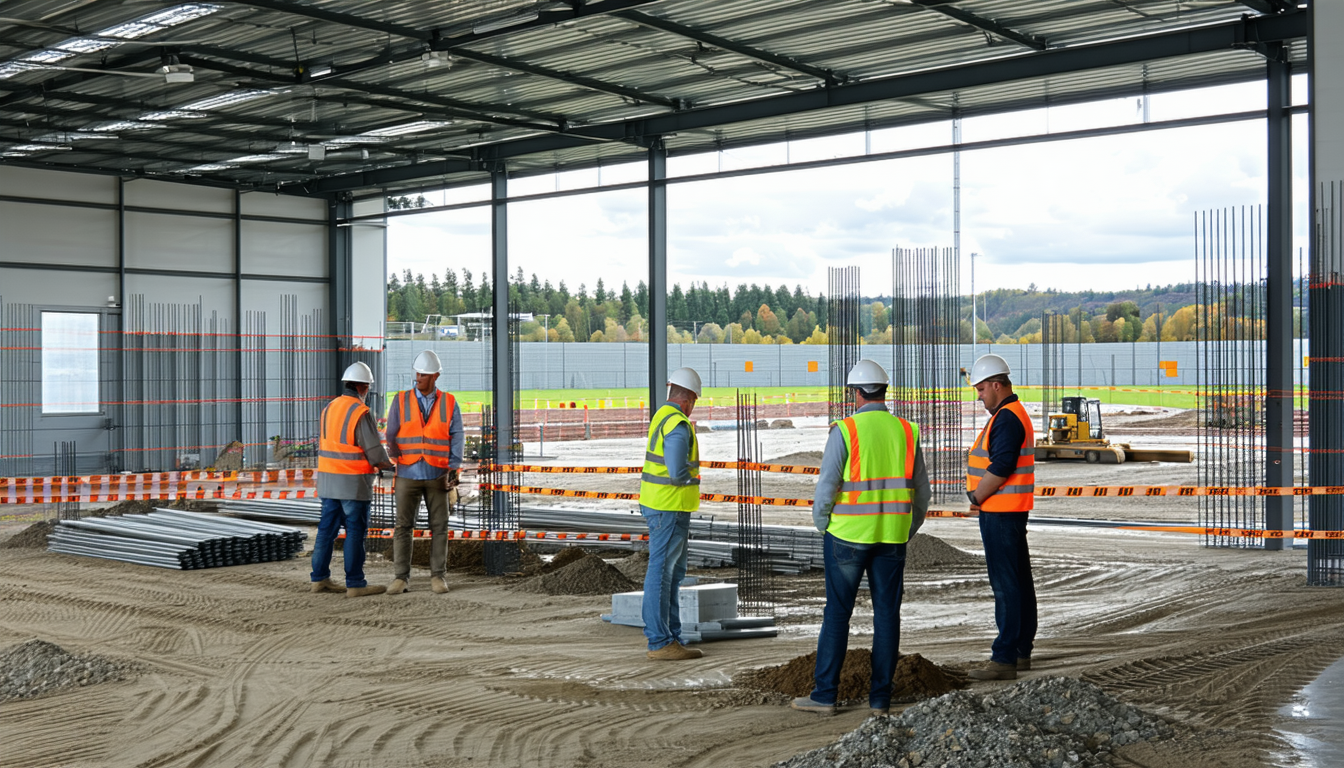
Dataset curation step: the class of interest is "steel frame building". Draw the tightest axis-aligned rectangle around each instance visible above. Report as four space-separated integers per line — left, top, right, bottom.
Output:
0 1 1338 560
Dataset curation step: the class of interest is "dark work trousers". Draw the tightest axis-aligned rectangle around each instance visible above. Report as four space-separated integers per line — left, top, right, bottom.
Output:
979 511 1037 665
393 476 450 580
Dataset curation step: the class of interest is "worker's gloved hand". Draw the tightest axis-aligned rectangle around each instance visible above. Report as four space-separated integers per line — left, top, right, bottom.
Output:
966 490 978 506
442 468 459 491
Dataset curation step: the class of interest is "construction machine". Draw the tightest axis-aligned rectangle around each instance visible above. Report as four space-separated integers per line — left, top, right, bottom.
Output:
1035 396 1193 464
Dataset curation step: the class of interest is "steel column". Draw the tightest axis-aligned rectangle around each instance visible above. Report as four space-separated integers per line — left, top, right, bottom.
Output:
647 140 668 408
329 197 354 379
235 190 246 442
490 167 514 472
1265 46 1293 550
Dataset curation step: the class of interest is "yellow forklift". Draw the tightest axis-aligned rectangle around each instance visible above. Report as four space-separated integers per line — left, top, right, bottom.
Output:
1035 396 1193 464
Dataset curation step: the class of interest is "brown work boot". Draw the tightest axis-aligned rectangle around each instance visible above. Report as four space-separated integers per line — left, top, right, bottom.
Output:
968 661 1018 680
387 578 409 594
1017 658 1032 671
646 643 701 661
430 576 449 594
346 585 387 598
310 579 345 593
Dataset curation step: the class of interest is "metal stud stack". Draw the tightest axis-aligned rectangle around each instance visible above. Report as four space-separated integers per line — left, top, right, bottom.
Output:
48 509 305 570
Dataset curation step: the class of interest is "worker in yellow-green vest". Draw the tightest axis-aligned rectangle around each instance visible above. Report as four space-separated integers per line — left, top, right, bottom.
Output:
792 359 931 716
638 367 704 661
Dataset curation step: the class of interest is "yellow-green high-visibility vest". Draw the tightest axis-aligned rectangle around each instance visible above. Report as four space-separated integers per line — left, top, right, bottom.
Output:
639 404 701 512
826 410 919 544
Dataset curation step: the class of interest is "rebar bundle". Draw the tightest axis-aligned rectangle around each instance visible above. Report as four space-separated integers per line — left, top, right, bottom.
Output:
1310 184 1344 585
481 314 522 575
735 391 773 616
1195 207 1267 548
55 441 79 520
890 247 963 502
48 508 304 570
1041 310 1067 437
827 266 861 422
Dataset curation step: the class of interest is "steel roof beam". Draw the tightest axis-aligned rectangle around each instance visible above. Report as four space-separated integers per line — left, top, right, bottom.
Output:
302 11 1306 195
614 10 843 87
908 0 1049 51
229 0 680 109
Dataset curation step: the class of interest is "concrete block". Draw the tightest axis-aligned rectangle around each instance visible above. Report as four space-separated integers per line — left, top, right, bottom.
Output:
610 583 739 626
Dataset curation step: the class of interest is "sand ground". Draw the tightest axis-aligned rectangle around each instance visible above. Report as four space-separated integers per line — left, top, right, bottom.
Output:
2 417 1340 768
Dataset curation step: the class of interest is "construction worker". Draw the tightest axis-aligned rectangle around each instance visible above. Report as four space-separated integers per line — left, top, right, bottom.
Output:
638 366 704 661
965 353 1037 681
792 359 930 716
385 350 464 595
312 361 395 598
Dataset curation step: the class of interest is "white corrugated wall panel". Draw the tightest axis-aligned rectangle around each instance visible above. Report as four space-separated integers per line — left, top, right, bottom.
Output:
124 211 233 272
240 220 326 278
0 201 116 267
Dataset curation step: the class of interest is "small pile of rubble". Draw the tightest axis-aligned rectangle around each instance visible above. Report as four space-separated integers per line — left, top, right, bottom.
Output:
0 640 131 703
514 550 637 596
737 651 963 703
775 676 1171 768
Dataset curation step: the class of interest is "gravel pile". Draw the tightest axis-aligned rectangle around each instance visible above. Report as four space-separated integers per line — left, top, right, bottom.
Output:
905 534 982 571
0 640 130 703
613 551 649 581
775 676 1171 768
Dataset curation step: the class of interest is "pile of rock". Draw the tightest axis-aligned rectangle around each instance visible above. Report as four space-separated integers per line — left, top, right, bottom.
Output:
0 640 131 703
775 676 1170 768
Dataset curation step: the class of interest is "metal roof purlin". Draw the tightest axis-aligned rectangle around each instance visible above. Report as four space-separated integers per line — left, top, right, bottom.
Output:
302 10 1307 196
909 1 1049 51
228 0 682 109
614 10 845 87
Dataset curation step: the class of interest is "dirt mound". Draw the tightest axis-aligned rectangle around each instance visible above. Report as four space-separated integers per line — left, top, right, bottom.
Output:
735 650 964 703
545 546 590 572
366 538 542 574
1 520 55 549
767 451 824 467
514 551 637 596
0 639 131 703
91 499 220 518
905 533 982 570
613 550 649 581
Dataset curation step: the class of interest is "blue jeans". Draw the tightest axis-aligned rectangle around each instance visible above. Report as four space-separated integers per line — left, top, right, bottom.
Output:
811 533 907 709
979 512 1037 665
311 497 372 589
641 506 691 650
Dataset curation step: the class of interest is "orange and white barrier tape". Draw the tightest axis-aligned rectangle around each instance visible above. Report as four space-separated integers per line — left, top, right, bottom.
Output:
345 528 649 542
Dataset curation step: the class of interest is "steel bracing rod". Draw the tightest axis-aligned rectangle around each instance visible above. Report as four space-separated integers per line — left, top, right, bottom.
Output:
615 10 844 86
307 12 1307 194
224 0 679 108
907 0 1049 51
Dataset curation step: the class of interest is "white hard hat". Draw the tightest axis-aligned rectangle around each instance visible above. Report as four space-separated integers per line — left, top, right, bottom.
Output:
341 361 375 385
846 359 889 389
667 367 702 398
969 354 1011 385
413 350 441 374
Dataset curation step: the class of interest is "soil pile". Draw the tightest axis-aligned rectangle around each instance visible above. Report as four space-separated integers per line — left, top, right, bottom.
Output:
366 538 542 574
514 551 637 596
1 520 55 549
737 651 963 703
92 499 219 517
544 546 590 572
905 533 982 570
0 640 130 703
774 677 1171 768
613 550 649 581
767 451 824 467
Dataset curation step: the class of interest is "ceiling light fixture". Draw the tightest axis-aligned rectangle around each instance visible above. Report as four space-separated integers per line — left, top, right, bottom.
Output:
362 120 455 137
157 54 194 83
307 63 333 78
421 50 451 67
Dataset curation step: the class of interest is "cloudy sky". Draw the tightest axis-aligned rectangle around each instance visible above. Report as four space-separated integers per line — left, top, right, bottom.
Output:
388 78 1310 298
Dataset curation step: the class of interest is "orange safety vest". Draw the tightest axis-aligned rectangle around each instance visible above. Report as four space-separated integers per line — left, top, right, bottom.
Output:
391 389 457 469
318 395 375 475
967 399 1035 512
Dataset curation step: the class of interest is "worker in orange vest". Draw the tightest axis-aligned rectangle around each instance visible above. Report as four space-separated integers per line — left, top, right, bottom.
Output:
385 350 463 595
965 354 1037 680
311 361 394 598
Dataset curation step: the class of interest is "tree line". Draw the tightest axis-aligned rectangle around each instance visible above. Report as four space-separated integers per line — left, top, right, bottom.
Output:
387 270 1303 343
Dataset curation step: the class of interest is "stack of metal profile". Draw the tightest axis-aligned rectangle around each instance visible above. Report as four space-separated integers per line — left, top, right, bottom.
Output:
48 509 305 570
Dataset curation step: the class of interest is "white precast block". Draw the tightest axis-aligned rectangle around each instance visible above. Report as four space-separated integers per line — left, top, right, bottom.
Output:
611 583 739 626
